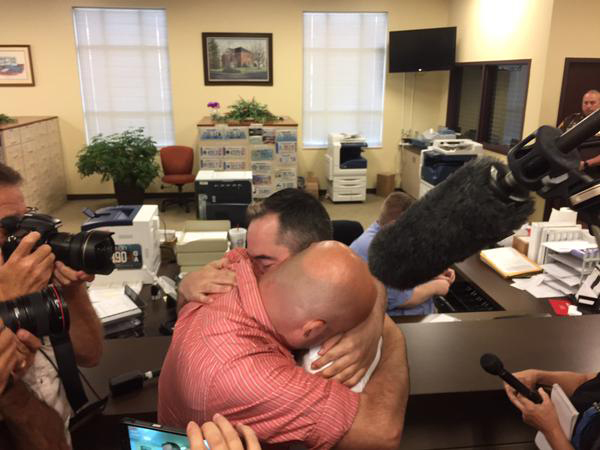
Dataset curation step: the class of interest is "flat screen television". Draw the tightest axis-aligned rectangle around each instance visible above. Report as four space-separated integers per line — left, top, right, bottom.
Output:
389 27 456 73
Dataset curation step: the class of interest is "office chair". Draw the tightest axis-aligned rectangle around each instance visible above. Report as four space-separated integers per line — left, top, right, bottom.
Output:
332 220 364 246
160 145 196 213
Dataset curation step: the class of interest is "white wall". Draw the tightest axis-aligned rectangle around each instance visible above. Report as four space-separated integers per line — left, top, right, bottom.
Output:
1 0 450 195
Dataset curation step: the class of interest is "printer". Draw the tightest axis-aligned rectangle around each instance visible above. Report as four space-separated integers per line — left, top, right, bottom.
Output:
325 133 368 202
419 139 483 198
195 170 252 227
81 204 161 285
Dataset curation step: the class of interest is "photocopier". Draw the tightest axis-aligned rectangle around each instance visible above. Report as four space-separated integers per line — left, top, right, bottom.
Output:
419 139 483 198
195 170 253 227
325 133 368 202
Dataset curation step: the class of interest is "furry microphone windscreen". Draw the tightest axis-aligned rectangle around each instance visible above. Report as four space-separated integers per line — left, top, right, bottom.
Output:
368 156 534 290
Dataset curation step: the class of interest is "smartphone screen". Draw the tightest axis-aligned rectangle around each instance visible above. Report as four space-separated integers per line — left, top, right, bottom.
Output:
121 418 209 450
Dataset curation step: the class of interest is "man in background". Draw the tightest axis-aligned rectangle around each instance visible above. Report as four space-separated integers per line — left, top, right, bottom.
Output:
178 188 384 386
559 90 600 176
0 163 103 449
559 89 600 132
351 192 455 316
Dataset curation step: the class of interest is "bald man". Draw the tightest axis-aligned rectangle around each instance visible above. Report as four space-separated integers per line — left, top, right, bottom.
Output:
158 242 408 450
559 89 600 132
558 90 600 174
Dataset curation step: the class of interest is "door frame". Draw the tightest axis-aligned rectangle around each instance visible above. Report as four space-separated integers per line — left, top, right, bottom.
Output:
556 57 600 125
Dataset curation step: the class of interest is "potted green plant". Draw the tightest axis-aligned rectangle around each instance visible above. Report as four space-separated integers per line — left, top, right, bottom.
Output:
76 127 160 205
223 97 279 124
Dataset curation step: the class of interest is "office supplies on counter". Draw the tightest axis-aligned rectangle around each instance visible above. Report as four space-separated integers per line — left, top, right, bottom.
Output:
228 227 247 248
325 133 368 202
576 267 600 311
88 285 143 336
175 220 230 273
527 209 587 264
82 205 161 285
480 247 542 278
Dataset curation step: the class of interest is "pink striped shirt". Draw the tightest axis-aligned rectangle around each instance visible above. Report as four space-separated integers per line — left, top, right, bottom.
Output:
158 249 359 449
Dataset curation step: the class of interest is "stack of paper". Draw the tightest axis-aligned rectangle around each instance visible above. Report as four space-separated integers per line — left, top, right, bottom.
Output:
480 247 542 278
175 220 231 273
88 286 142 325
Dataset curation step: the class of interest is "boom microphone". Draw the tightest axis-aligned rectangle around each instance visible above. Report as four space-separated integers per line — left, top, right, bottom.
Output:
480 353 542 403
368 156 534 290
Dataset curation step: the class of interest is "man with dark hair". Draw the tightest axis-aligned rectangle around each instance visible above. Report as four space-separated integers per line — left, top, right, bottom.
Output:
0 163 103 449
351 191 455 316
246 188 333 255
178 188 383 386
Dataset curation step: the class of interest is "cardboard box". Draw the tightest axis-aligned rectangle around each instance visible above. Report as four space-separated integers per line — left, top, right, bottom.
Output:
305 181 319 199
304 171 320 199
376 172 396 197
512 235 530 256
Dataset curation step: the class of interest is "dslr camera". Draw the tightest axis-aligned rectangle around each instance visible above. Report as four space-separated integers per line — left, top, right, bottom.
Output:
1 212 116 275
0 212 116 337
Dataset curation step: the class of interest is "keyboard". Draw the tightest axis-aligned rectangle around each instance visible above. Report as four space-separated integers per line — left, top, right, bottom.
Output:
434 275 504 313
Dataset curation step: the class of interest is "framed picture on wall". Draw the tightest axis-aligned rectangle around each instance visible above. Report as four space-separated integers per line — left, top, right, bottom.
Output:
0 45 35 86
202 33 273 86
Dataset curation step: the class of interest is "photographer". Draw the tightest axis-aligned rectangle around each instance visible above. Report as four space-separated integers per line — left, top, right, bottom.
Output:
0 164 103 449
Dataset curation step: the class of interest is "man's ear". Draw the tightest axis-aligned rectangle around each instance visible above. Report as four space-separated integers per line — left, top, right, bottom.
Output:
301 319 327 343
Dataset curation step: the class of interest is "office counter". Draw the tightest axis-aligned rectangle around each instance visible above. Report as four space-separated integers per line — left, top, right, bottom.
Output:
394 254 553 324
75 255 595 449
454 254 552 317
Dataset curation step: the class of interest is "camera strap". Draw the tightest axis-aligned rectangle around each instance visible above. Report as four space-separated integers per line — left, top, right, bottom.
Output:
50 332 88 412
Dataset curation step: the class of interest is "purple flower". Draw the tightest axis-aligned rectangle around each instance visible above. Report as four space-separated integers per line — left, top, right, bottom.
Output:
207 102 220 109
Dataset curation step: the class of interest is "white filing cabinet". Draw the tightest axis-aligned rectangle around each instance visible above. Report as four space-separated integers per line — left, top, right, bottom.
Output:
0 116 67 212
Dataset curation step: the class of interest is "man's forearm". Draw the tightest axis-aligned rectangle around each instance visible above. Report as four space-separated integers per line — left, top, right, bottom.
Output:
400 283 436 308
365 316 409 424
64 284 103 367
336 316 408 449
536 370 596 397
543 426 574 450
0 380 69 450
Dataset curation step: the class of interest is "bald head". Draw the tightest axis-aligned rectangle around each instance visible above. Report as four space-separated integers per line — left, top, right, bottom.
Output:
582 90 600 117
259 241 376 349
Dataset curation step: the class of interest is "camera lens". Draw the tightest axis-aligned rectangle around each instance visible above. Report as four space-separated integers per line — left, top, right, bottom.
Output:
0 285 69 337
48 230 115 275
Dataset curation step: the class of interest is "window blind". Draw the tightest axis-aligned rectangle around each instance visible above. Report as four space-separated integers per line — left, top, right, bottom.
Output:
457 66 483 141
487 64 528 146
303 12 387 147
73 8 174 146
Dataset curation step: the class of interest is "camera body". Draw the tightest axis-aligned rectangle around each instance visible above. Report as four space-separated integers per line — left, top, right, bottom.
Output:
1 212 116 275
2 212 61 253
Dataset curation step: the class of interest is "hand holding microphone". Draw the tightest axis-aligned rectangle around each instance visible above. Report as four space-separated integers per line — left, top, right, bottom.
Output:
480 353 542 404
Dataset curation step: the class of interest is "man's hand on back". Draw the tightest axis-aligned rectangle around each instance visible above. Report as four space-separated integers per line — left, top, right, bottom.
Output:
311 277 385 386
311 302 383 387
0 232 55 300
178 257 237 309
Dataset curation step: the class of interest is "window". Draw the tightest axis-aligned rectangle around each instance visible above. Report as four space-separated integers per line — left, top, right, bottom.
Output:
303 12 387 147
73 8 174 146
447 61 530 153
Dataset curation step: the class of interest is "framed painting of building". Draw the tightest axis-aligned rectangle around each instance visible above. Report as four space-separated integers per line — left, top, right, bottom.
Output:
202 33 273 86
0 45 35 86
